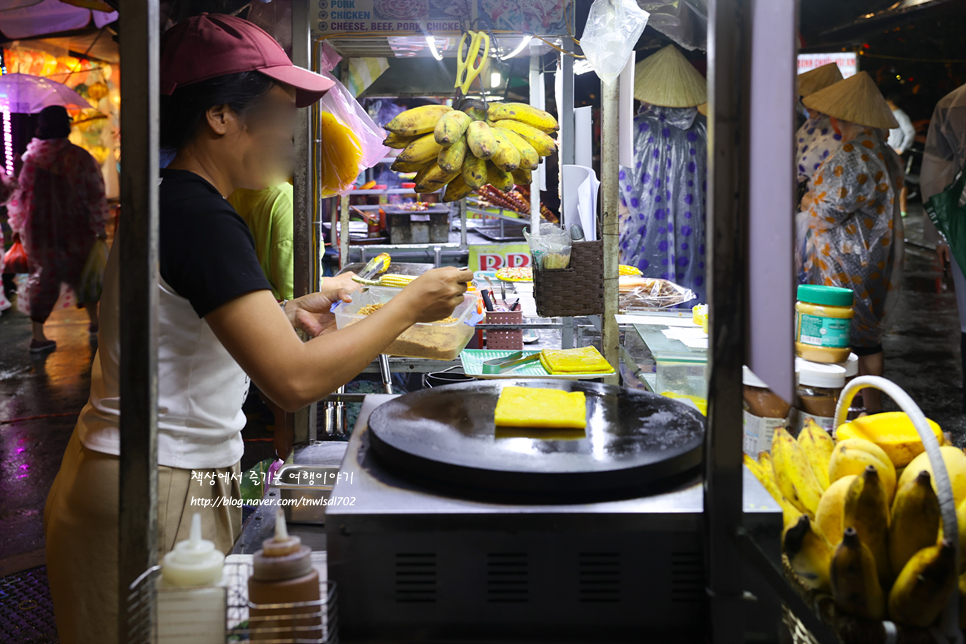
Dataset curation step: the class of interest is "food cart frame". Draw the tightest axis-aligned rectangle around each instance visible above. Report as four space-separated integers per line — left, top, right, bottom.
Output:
114 0 849 642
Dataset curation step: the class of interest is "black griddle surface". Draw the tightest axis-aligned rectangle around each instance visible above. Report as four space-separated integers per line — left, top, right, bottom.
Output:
367 380 705 499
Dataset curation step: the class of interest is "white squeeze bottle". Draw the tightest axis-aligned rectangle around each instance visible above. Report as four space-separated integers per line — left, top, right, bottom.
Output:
157 513 227 644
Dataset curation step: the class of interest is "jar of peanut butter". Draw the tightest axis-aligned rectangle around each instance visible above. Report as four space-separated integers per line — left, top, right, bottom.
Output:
742 366 792 456
794 358 846 435
795 285 854 364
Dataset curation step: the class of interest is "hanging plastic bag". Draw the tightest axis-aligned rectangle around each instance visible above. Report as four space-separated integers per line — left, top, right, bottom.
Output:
317 71 389 196
579 0 650 85
16 274 77 317
77 239 108 304
925 169 966 280
619 277 695 311
3 234 30 274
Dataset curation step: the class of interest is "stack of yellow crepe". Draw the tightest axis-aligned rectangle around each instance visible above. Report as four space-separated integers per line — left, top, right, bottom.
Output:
494 386 587 429
539 346 614 375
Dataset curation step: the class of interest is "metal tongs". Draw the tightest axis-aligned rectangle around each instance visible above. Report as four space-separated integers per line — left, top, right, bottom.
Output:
482 351 541 375
351 252 391 286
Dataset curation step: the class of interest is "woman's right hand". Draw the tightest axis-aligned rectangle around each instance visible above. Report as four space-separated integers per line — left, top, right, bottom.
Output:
394 267 473 324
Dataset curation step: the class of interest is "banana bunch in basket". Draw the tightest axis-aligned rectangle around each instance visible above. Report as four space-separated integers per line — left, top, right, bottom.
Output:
744 417 966 629
383 101 558 203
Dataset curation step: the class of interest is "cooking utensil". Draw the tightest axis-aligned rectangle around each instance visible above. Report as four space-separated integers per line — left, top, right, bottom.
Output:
481 351 542 375
523 329 540 344
352 252 392 286
570 224 585 242
481 289 495 312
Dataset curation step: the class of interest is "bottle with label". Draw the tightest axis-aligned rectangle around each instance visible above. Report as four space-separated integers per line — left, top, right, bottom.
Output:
794 284 854 364
795 358 847 435
742 366 792 456
249 509 322 641
158 513 227 644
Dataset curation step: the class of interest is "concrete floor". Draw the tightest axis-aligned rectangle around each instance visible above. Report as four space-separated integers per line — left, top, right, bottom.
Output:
0 205 962 580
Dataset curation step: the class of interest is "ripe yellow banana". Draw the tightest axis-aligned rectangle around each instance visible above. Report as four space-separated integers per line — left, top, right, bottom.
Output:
434 110 472 145
888 539 957 627
511 168 532 186
462 153 487 190
959 572 966 629
442 174 473 203
489 129 521 172
784 514 834 593
757 451 774 479
829 438 897 503
466 121 498 160
391 158 434 174
844 465 892 588
499 128 540 171
771 427 824 518
415 163 459 194
889 470 940 575
831 527 885 619
487 102 559 133
958 499 966 573
486 162 514 193
744 454 802 529
412 163 435 189
798 418 834 490
397 133 444 165
437 136 468 173
383 132 419 149
492 120 557 157
815 475 857 547
386 104 453 136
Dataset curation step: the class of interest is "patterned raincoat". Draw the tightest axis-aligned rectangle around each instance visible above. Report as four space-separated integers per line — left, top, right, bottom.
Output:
796 113 843 186
798 128 903 348
619 105 708 303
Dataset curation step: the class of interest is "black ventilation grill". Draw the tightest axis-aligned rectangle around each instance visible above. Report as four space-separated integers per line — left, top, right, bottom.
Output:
394 552 437 603
577 552 620 604
670 550 705 603
486 552 529 603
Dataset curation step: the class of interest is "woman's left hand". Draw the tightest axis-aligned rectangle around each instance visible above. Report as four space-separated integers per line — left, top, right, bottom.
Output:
283 274 360 337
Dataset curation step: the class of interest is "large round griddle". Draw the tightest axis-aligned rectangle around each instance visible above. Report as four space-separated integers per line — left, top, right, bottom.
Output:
367 380 705 501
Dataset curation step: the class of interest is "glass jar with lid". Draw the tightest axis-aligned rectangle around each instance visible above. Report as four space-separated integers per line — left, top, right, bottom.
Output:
795 358 847 435
795 285 854 364
743 366 791 455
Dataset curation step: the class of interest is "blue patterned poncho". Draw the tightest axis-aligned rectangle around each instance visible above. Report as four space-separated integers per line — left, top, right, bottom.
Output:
618 105 708 303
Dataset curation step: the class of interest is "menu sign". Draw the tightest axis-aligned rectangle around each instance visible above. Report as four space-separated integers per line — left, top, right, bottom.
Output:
313 0 569 37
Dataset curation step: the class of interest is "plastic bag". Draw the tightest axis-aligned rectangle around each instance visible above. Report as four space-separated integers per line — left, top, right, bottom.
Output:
619 277 695 310
3 236 30 274
318 71 389 180
77 239 108 304
925 168 966 280
579 0 650 85
15 274 77 317
525 224 572 269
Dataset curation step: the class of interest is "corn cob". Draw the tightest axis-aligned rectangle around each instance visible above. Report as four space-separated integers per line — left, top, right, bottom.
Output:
378 274 417 288
619 265 643 276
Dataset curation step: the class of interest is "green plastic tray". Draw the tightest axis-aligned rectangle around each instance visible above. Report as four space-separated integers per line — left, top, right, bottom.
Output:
460 349 614 380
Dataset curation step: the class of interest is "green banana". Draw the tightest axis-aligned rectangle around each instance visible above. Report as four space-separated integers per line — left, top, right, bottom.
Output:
437 136 468 173
844 465 892 588
511 167 532 186
383 132 420 149
391 158 434 174
783 514 834 593
442 174 473 203
385 104 453 136
415 163 459 194
434 110 472 145
888 539 957 627
461 153 487 190
466 120 498 160
889 470 940 575
831 527 885 619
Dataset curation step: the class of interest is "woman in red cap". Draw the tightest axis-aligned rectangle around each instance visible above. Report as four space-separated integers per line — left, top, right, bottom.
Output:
43 14 471 642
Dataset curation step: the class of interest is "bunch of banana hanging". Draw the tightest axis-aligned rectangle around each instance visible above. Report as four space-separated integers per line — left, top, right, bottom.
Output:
382 100 558 203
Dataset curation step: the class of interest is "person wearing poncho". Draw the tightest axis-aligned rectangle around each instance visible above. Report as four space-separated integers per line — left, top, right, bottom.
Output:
795 63 845 190
797 72 902 413
618 45 708 303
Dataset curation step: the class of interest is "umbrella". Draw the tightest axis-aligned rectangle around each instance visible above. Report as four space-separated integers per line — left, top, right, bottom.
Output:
925 168 966 278
0 73 92 114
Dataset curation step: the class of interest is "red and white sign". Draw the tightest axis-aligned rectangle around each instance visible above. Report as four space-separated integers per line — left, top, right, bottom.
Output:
797 53 858 79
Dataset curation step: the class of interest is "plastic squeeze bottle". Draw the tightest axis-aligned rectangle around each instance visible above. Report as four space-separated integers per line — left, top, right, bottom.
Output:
158 513 227 644
249 509 322 641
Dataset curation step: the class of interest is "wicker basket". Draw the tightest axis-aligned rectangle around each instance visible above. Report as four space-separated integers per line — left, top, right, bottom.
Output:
782 376 961 644
485 311 523 351
532 240 604 318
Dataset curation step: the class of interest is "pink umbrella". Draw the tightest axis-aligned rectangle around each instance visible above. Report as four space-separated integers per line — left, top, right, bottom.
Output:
0 73 92 114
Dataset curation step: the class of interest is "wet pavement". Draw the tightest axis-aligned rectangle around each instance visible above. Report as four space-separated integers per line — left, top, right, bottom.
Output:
0 206 963 640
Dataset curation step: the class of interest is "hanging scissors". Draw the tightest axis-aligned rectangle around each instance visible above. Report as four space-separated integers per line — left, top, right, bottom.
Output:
455 30 490 99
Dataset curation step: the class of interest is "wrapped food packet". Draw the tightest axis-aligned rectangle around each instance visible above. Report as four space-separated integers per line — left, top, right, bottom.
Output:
619 276 696 310
525 224 572 270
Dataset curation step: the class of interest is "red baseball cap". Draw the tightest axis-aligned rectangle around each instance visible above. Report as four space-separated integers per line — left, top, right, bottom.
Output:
160 13 333 108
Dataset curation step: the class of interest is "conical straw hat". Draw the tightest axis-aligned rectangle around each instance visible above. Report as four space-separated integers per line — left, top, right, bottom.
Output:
634 45 707 108
803 71 899 129
696 103 708 116
797 63 843 97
